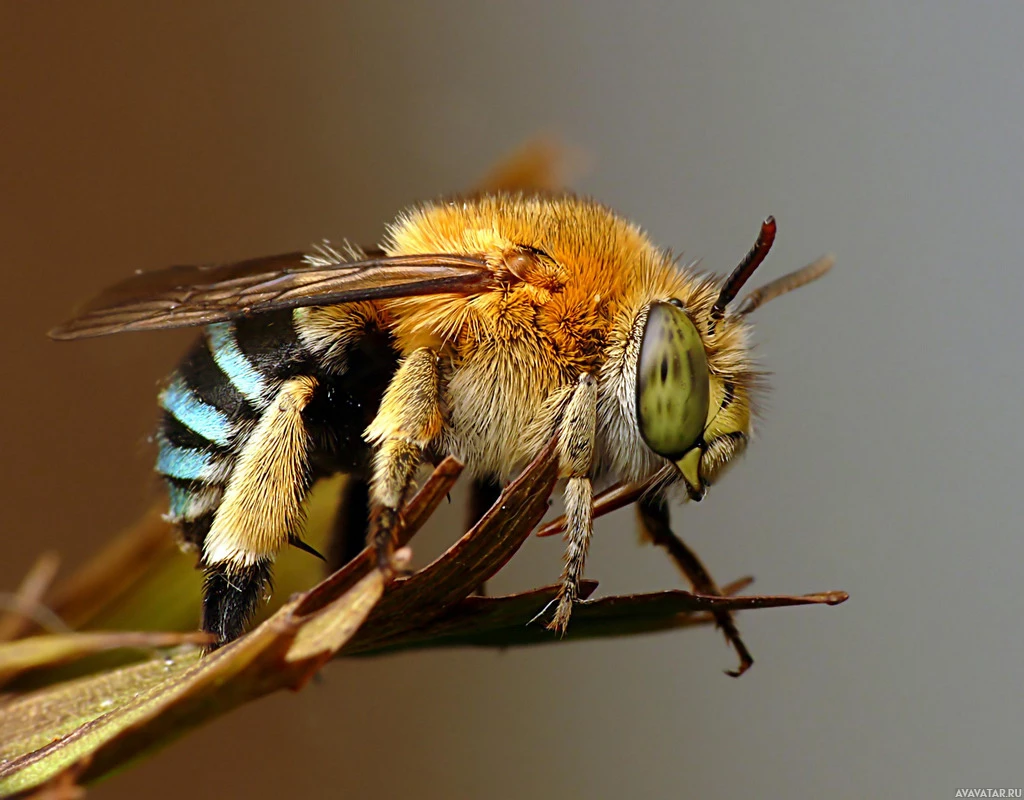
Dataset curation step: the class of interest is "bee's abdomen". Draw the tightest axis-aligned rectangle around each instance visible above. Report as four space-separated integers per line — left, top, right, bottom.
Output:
156 311 310 548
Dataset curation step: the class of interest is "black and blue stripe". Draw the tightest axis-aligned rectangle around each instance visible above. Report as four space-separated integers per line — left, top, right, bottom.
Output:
156 314 306 538
160 377 234 447
207 322 270 409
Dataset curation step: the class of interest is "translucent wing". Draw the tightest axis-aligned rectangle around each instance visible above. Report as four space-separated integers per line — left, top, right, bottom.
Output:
50 250 494 340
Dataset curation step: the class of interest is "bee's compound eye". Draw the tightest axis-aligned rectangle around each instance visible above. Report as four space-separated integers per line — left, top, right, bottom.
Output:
635 301 710 459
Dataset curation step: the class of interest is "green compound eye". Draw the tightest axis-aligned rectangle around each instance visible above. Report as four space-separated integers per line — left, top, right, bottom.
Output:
635 300 710 461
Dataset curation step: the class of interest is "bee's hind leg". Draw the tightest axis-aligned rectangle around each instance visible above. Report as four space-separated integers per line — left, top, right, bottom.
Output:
636 495 754 677
365 347 445 576
201 560 274 645
548 373 598 634
200 376 319 647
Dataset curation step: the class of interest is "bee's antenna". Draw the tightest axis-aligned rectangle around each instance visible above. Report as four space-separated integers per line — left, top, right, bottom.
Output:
709 216 777 333
737 254 834 315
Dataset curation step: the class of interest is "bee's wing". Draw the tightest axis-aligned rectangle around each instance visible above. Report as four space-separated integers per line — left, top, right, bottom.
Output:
50 251 494 340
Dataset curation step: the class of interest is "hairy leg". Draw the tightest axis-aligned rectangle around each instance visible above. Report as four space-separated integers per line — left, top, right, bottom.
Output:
548 373 598 633
201 376 317 644
365 347 445 575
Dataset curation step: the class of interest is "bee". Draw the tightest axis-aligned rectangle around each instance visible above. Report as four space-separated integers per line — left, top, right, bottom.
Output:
52 188 831 646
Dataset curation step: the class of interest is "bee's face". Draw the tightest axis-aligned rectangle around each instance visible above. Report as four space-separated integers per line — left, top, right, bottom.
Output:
634 297 752 500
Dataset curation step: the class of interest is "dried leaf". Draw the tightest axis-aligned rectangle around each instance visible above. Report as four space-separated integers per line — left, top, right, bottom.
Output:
0 440 847 796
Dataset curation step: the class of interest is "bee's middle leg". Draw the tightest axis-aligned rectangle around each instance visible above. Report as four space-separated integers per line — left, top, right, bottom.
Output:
365 347 445 575
549 373 598 633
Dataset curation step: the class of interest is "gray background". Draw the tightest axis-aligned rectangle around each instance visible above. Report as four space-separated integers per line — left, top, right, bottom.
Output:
2 2 1021 798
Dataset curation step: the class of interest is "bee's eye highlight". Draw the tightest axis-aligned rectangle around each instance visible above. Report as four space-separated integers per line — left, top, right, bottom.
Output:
635 301 710 460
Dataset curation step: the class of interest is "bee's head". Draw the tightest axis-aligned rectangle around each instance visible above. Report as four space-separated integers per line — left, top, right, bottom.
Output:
634 217 831 499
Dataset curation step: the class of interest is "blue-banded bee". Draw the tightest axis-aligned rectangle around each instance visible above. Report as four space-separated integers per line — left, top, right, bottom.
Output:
52 188 831 647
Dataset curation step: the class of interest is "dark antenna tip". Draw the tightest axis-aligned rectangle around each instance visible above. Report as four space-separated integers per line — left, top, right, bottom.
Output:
709 216 777 333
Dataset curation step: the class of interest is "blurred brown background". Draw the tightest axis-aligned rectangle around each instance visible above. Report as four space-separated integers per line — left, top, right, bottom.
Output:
3 2 1023 798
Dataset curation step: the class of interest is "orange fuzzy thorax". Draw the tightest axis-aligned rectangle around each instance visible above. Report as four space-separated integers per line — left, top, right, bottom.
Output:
382 193 754 384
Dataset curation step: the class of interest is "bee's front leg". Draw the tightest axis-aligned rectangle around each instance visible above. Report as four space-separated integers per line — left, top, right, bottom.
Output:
549 373 598 633
636 496 753 677
365 347 445 575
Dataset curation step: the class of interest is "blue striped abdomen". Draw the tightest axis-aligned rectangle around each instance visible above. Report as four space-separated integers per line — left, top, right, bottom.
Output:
156 306 397 555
